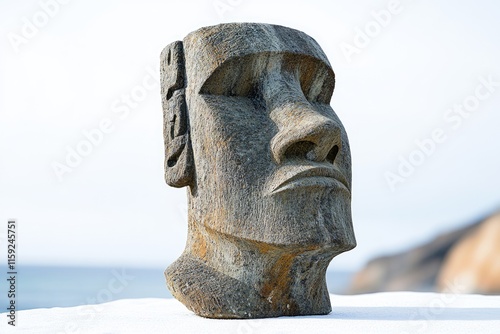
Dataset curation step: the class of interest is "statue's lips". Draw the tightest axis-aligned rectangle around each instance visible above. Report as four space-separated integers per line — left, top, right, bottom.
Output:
266 163 350 195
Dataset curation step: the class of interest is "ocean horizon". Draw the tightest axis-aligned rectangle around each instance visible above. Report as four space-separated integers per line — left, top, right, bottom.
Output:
1 265 354 311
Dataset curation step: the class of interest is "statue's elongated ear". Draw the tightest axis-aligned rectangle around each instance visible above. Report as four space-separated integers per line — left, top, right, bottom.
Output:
160 41 194 188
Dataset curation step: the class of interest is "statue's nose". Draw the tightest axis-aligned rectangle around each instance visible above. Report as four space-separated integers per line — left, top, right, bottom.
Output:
270 101 342 165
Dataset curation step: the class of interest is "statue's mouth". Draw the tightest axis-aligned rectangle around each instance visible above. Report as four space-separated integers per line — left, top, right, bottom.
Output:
265 163 350 195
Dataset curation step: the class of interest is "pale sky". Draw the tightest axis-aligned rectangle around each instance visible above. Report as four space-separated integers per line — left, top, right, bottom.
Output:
1 0 499 270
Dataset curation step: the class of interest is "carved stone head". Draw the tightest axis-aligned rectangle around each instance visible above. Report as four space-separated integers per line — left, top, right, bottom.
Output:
161 23 356 319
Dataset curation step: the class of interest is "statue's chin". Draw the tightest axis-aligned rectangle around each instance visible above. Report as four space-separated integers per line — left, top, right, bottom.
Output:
196 186 355 253
247 232 356 254
203 219 355 254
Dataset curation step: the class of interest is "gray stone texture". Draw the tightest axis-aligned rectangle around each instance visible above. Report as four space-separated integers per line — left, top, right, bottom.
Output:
161 23 356 319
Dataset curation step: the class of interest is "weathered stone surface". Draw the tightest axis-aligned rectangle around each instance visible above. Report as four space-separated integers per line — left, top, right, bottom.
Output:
161 23 356 319
160 41 193 188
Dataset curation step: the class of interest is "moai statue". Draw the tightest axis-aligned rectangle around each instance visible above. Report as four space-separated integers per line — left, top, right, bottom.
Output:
160 23 356 319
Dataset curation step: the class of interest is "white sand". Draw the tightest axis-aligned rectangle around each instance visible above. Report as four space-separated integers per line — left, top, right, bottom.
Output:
2 292 499 333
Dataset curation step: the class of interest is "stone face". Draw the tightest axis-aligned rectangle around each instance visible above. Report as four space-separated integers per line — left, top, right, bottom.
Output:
161 23 356 319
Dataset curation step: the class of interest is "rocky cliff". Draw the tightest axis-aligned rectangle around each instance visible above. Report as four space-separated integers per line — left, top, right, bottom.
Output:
348 211 500 294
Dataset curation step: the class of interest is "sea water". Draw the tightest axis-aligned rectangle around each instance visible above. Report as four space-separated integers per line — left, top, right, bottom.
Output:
0 265 353 310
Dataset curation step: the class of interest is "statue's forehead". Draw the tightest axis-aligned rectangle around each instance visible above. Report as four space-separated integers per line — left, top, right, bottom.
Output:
183 23 333 93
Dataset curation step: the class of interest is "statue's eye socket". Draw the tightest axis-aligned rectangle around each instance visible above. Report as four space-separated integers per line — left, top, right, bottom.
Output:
200 54 335 105
200 66 258 99
297 67 335 105
226 83 257 98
